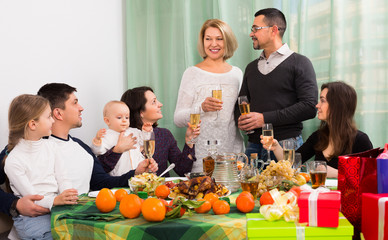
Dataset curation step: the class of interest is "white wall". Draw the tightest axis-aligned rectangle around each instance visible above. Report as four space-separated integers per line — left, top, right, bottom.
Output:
0 0 126 147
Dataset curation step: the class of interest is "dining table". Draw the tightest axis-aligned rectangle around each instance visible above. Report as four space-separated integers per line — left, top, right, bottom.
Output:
50 189 258 240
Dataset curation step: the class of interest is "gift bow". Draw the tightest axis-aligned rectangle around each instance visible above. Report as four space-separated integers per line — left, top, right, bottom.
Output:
307 187 332 227
379 197 388 240
260 189 299 222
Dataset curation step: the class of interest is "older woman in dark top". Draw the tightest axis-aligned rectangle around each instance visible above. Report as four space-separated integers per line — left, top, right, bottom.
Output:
262 81 373 178
99 86 199 177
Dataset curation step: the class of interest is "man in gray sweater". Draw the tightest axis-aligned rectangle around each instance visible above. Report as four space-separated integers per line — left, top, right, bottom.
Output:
237 8 318 160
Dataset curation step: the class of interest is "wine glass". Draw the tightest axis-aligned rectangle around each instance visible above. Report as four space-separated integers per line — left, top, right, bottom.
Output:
292 153 302 173
282 140 295 164
188 105 201 144
238 96 254 134
212 84 222 120
143 131 155 172
262 123 273 162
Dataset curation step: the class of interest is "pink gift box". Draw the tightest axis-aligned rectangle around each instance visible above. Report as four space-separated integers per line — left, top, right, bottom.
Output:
362 193 388 240
298 190 341 227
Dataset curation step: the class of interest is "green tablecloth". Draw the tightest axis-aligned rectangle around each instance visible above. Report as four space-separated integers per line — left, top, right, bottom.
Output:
51 191 257 240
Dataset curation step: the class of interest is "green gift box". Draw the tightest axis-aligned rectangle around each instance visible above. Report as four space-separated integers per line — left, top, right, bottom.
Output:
246 213 353 239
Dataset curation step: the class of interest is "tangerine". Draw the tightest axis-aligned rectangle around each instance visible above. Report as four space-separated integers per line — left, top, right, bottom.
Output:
212 200 230 215
259 191 274 206
299 172 310 182
95 188 116 213
114 189 128 202
238 191 254 200
141 198 166 222
155 185 170 199
194 199 211 214
119 194 142 218
204 192 219 207
236 195 255 213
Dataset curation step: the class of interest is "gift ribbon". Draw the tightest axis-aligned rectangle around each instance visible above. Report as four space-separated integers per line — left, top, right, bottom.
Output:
378 197 388 240
307 187 330 227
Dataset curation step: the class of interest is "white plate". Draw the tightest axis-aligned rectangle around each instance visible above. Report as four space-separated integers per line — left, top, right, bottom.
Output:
165 177 188 182
325 179 338 187
88 189 130 198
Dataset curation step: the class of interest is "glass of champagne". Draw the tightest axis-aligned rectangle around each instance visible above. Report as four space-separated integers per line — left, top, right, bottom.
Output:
262 123 273 162
212 84 222 120
307 161 327 189
238 96 254 134
188 105 201 144
282 140 295 164
143 131 155 172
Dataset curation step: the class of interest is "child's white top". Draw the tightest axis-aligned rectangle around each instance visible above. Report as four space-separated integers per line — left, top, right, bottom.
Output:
91 128 144 176
4 138 72 210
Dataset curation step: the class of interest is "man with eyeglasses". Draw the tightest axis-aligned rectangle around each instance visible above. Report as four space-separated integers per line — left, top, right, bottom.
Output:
237 8 318 161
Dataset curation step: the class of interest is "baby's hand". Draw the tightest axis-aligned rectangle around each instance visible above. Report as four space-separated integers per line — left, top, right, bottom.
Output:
96 128 106 140
142 122 153 132
93 128 106 146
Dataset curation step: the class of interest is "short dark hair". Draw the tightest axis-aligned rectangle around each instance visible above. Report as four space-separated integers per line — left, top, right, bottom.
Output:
120 86 157 130
37 83 77 110
255 8 287 38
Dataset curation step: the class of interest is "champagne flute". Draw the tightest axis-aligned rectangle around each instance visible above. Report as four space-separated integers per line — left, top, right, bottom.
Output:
188 105 201 144
212 84 222 120
292 153 302 173
143 131 155 172
282 140 295 164
262 123 273 162
238 96 254 134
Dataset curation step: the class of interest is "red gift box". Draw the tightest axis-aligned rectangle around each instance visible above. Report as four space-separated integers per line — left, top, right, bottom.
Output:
362 193 388 240
298 190 341 227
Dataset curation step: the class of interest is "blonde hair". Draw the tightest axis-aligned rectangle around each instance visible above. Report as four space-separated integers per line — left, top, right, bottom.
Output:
197 19 238 60
7 94 49 152
103 100 129 117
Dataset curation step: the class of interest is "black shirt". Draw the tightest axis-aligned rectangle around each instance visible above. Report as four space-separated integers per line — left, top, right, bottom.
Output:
297 130 373 169
238 52 318 143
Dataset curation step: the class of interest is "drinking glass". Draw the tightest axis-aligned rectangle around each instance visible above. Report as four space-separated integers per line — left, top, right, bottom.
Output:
307 161 327 189
238 96 254 134
282 140 295 164
212 84 222 120
292 153 302 173
188 105 201 144
262 123 273 162
143 131 155 172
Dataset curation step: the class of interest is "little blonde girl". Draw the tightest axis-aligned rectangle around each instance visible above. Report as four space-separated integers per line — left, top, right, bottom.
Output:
91 101 147 176
4 94 78 239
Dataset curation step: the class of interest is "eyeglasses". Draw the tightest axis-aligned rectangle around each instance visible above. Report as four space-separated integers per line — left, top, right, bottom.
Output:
251 26 284 33
251 26 271 33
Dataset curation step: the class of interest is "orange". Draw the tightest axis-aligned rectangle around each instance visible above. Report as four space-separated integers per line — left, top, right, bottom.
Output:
95 188 116 213
159 198 170 212
212 200 230 215
236 195 255 213
119 194 142 218
194 199 211 214
259 191 274 206
155 185 170 199
204 193 219 207
299 172 310 182
238 191 254 200
141 198 166 222
114 189 128 202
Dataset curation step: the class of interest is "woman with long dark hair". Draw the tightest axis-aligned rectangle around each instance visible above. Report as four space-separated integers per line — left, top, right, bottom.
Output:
263 81 373 178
